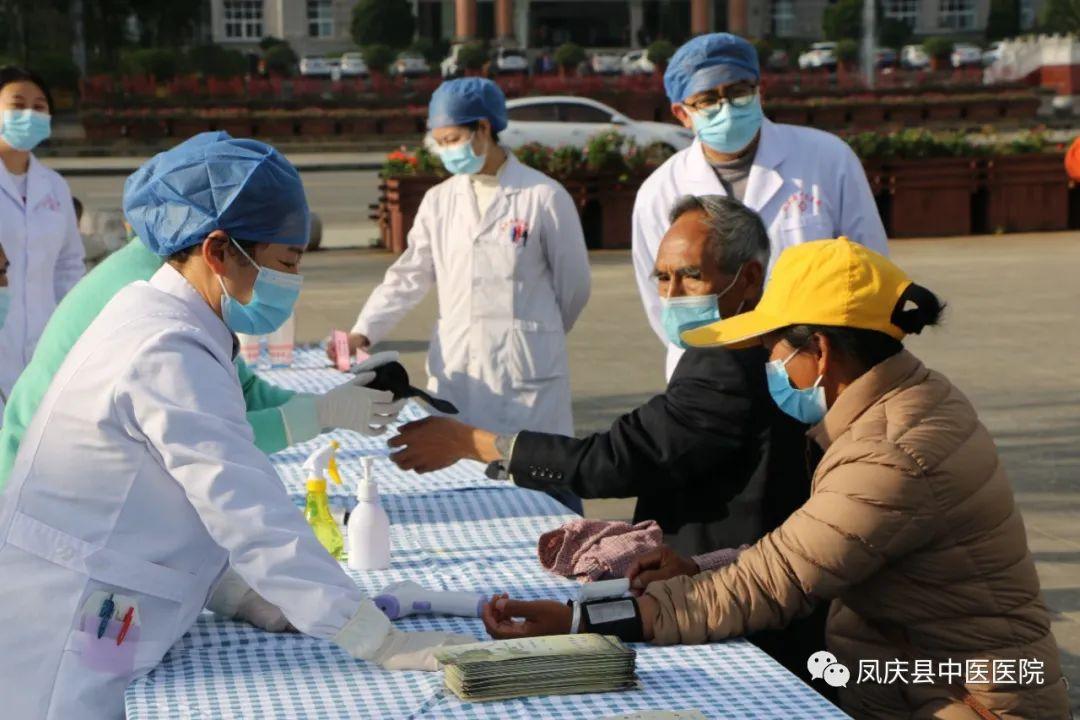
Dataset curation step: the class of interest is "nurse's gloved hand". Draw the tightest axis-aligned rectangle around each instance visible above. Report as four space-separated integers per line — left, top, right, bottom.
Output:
316 380 405 436
372 628 475 671
206 567 293 633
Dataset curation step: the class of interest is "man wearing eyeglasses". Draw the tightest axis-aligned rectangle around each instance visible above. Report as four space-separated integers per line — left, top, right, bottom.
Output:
632 33 889 381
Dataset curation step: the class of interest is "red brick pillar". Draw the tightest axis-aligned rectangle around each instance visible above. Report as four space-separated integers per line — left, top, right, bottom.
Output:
455 0 477 40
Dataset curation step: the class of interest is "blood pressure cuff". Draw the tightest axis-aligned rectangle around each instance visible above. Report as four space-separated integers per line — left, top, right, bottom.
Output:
580 597 644 643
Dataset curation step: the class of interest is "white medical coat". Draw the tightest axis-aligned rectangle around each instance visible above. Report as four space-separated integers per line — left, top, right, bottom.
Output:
0 265 388 719
354 154 591 435
0 154 85 406
632 119 889 379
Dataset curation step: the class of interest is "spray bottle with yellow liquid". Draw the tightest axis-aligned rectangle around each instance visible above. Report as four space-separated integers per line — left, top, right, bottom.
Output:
302 441 345 560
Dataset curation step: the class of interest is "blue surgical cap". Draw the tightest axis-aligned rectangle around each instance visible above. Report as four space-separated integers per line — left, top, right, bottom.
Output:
664 33 760 104
428 78 508 134
124 132 310 256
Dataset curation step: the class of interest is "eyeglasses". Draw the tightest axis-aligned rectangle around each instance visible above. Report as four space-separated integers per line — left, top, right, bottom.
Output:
682 85 759 113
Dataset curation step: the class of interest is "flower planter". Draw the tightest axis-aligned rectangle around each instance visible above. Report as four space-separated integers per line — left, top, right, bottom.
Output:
213 118 253 136
170 117 213 138
254 117 296 137
884 105 924 125
924 103 963 123
766 105 810 125
339 116 379 135
380 116 421 135
124 117 166 140
982 154 1068 233
849 105 886 128
384 175 442 254
1002 97 1040 121
82 116 116 141
297 117 336 136
810 105 848 128
885 157 978 238
963 100 1002 122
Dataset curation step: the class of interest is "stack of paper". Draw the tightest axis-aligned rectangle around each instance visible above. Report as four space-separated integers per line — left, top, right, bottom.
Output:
434 634 639 702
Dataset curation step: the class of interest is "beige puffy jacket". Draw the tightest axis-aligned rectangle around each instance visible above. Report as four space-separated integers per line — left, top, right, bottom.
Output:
645 350 1068 719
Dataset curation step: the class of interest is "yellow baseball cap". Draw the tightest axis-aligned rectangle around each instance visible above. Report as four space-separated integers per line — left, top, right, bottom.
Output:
682 237 915 348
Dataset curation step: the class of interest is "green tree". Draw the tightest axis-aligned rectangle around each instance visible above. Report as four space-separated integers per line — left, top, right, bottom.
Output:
351 0 416 49
878 18 913 50
187 44 248 78
457 43 487 73
823 0 863 41
553 42 585 73
646 40 676 69
986 0 1020 40
264 43 298 77
361 43 396 74
1041 0 1080 33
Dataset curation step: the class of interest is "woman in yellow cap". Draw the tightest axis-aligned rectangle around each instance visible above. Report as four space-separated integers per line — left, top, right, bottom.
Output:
481 238 1068 719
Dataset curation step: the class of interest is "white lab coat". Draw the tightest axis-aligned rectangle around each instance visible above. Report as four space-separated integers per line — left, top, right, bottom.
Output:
632 119 889 379
0 154 85 407
354 154 591 436
0 265 389 719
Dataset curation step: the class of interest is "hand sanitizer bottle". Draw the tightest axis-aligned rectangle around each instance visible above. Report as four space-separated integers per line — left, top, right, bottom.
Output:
347 457 391 570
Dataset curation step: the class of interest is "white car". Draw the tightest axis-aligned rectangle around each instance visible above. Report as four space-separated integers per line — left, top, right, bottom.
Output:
590 52 622 76
340 52 369 77
952 43 983 68
621 49 655 75
798 42 837 70
441 44 467 78
499 96 693 151
392 52 431 77
299 55 333 77
493 48 529 74
901 44 930 70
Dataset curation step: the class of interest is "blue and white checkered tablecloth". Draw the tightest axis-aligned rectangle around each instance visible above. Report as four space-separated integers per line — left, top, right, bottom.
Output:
124 348 847 719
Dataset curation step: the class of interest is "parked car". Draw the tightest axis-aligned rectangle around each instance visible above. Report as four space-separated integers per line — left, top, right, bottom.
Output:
340 52 369 78
391 51 431 78
901 44 930 70
798 42 837 70
493 47 529 75
982 41 1004 67
299 55 333 77
875 47 898 69
590 52 623 75
951 43 983 68
498 96 693 151
621 49 655 75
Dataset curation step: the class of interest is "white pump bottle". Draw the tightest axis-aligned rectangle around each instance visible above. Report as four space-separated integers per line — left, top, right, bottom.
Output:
347 457 391 570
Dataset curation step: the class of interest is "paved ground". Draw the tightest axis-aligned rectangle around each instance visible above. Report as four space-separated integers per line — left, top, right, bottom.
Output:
292 233 1080 709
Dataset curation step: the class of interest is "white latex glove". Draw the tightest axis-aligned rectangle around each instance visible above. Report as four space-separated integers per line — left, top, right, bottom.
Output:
206 568 292 633
350 350 401 383
371 628 476 671
316 380 405 436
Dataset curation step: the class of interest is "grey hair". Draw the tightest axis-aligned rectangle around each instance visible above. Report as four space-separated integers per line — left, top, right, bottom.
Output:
667 195 770 273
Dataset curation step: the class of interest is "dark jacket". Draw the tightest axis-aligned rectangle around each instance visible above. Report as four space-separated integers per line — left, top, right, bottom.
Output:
509 346 816 556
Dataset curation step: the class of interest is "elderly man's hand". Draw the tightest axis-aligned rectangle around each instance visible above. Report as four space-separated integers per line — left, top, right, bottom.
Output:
481 594 572 639
626 546 699 595
389 417 496 474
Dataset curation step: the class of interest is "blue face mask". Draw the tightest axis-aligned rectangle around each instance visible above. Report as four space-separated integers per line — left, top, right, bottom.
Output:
438 134 486 175
0 287 9 329
1 109 51 151
765 349 828 425
218 239 303 336
659 265 743 349
690 95 763 155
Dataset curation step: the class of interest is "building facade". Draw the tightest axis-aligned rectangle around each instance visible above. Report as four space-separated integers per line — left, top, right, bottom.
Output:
207 0 1049 55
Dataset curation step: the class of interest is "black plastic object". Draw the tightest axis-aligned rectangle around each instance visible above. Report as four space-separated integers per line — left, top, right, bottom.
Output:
353 360 459 415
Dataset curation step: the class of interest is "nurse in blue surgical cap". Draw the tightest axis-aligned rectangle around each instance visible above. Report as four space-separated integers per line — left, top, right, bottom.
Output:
333 78 591 511
0 135 472 719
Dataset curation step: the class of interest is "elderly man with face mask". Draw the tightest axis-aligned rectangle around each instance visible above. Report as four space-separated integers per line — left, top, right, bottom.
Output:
633 33 889 382
387 195 814 558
